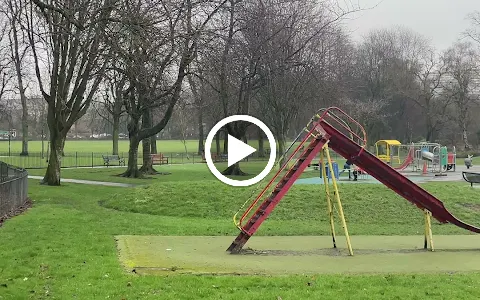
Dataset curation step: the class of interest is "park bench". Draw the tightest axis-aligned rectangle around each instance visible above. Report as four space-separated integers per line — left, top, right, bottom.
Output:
150 153 169 165
462 171 480 187
102 154 126 167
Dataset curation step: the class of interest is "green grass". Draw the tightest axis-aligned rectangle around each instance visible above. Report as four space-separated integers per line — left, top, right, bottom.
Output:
25 162 338 184
101 179 480 236
0 139 284 154
0 139 200 153
2 139 336 169
2 165 480 298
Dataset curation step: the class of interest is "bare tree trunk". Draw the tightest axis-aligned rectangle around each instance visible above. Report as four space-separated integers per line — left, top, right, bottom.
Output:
123 137 141 178
150 135 157 154
462 122 472 150
277 133 286 168
223 129 228 154
139 110 157 174
140 134 156 174
121 114 142 178
112 114 119 155
215 131 221 155
41 134 64 185
20 104 28 156
221 161 246 176
61 139 66 156
197 108 204 155
258 127 264 157
9 13 28 156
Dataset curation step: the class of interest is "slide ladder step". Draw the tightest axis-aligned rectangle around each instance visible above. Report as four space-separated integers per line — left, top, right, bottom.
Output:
228 134 330 253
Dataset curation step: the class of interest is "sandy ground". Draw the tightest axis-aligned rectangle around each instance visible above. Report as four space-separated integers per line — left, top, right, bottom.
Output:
116 235 480 276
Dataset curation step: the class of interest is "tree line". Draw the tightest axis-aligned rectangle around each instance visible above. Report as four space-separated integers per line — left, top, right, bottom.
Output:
0 0 479 184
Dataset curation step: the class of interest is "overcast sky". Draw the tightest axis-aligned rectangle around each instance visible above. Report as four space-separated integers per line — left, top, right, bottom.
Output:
342 0 480 51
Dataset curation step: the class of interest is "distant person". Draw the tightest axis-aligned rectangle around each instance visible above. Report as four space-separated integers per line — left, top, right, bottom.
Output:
341 159 357 181
465 155 473 169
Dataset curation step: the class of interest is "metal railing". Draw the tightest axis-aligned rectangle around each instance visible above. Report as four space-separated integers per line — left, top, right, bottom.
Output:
0 150 345 169
0 161 29 220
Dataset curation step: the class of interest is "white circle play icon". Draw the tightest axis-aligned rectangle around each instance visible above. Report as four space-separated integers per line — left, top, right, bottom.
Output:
204 115 276 187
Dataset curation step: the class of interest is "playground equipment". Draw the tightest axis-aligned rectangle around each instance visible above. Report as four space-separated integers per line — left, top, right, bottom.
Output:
227 107 480 255
412 143 456 174
394 146 414 171
376 141 457 174
375 140 401 164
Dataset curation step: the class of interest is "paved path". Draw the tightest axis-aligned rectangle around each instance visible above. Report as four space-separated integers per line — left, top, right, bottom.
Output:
28 175 137 187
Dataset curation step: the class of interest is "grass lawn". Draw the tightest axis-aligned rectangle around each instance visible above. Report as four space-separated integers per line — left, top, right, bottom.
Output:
0 139 201 153
0 139 292 154
2 165 480 298
25 161 341 185
2 139 347 169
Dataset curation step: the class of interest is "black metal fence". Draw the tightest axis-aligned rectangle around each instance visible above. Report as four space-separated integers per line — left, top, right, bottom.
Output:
0 150 345 169
0 161 29 220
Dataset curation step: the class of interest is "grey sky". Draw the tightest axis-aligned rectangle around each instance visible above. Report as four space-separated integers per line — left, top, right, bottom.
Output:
342 0 480 51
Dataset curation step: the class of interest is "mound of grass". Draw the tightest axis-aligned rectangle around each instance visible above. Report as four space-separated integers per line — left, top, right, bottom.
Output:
101 180 480 235
2 177 480 298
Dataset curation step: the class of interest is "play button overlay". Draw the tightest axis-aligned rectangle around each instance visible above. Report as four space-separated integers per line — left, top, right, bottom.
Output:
227 135 256 167
205 115 276 187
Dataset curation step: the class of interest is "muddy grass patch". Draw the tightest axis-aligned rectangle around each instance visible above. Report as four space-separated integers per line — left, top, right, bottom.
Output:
460 203 480 212
0 198 33 227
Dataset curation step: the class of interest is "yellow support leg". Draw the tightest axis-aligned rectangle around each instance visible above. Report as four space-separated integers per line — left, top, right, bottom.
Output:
325 146 354 256
320 149 337 248
424 209 434 251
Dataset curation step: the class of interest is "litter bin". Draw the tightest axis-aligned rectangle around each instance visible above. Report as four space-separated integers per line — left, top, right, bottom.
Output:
319 162 339 180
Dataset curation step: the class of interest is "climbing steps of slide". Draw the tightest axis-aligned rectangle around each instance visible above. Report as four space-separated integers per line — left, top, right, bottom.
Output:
227 135 330 253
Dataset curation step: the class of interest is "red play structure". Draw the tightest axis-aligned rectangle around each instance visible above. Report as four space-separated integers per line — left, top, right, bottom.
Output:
227 107 480 254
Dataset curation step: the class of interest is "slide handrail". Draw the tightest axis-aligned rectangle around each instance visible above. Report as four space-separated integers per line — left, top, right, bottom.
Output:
315 107 368 157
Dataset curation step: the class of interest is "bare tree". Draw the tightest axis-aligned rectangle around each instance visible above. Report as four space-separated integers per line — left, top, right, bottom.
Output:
399 49 451 141
187 64 208 155
0 12 13 109
110 0 228 178
24 0 116 185
2 0 30 155
466 11 480 44
256 2 359 162
202 0 362 175
175 98 193 159
95 72 125 155
442 41 480 150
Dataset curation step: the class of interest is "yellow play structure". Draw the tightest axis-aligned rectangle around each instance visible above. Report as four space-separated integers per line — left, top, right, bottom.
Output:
375 140 401 164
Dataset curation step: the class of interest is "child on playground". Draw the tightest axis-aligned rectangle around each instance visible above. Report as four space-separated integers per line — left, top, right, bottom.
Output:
342 159 358 181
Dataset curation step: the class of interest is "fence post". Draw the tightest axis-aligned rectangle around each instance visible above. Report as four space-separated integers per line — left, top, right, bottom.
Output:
92 152 94 168
75 152 78 168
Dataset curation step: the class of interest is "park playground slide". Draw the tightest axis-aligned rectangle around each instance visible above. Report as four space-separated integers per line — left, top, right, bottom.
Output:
394 147 414 171
320 120 480 233
227 109 480 253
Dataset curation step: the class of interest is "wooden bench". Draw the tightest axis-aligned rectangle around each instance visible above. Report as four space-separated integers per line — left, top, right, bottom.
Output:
102 155 126 167
150 153 169 165
462 171 480 187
